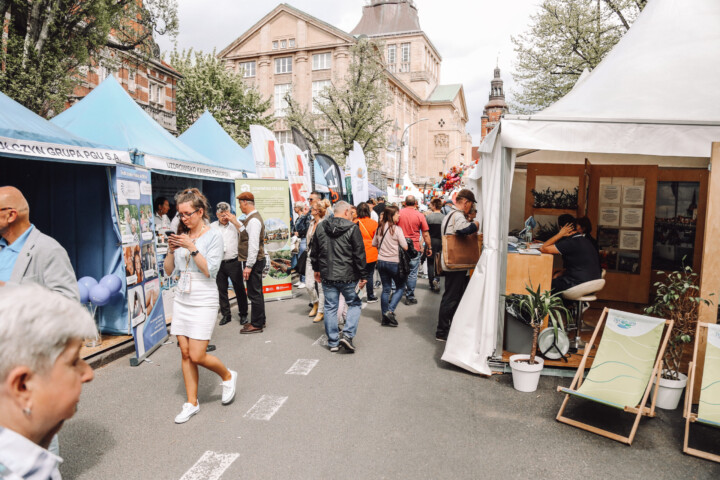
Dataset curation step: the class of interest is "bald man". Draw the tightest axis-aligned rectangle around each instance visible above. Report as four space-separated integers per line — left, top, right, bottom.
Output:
0 186 79 300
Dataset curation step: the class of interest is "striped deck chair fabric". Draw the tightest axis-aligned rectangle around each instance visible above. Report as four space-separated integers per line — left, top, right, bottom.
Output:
566 309 665 408
697 323 720 427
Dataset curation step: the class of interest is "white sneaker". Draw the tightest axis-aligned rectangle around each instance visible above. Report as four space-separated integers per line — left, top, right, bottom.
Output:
174 402 199 424
296 282 306 289
222 370 237 405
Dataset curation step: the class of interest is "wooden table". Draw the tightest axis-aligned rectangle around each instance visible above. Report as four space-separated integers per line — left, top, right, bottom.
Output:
505 252 554 295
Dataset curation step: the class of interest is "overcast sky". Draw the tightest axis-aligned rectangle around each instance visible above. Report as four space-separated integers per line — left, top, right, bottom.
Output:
156 0 542 144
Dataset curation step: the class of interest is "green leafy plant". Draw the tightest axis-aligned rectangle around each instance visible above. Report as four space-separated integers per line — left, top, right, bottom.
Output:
517 283 570 365
645 261 713 380
531 187 579 209
535 221 560 242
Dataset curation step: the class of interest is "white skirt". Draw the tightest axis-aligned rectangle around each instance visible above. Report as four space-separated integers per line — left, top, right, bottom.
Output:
170 272 219 341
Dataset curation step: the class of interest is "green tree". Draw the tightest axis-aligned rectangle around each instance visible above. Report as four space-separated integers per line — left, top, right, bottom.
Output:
0 0 178 117
168 49 272 147
284 38 392 166
511 0 646 113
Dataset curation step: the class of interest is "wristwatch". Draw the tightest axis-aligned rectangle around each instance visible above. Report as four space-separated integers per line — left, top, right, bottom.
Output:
190 250 200 257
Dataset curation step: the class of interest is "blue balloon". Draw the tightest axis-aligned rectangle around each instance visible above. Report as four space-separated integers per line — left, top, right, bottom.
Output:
78 276 98 291
99 274 123 294
78 283 90 304
89 284 111 307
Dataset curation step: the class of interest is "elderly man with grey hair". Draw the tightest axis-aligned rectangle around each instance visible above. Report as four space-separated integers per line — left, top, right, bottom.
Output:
211 201 248 326
310 201 367 353
0 284 96 479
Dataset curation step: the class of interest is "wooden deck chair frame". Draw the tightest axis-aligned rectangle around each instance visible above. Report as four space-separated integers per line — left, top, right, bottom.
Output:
555 307 673 445
683 322 720 463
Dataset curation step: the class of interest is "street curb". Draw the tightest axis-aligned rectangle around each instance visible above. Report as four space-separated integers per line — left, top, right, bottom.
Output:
87 340 136 369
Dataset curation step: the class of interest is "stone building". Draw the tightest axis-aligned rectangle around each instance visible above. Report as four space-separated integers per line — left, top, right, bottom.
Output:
218 0 472 188
481 66 508 140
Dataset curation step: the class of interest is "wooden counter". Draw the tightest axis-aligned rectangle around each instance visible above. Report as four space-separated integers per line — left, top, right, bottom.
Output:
506 252 554 295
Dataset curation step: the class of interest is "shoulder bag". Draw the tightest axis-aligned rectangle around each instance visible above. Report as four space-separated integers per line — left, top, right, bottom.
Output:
378 225 410 279
441 211 483 271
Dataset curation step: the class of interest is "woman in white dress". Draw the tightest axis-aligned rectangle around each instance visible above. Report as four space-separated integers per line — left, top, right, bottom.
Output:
305 200 327 323
164 188 237 424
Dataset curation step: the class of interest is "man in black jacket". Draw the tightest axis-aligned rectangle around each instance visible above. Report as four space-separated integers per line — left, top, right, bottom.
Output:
310 201 367 353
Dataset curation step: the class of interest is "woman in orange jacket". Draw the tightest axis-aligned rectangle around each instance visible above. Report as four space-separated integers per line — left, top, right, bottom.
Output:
355 202 379 302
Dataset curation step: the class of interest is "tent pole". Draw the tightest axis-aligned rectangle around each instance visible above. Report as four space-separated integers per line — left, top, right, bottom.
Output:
495 146 513 356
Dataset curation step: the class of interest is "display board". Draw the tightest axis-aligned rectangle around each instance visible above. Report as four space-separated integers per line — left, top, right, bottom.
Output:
115 164 168 363
234 179 293 300
597 178 646 275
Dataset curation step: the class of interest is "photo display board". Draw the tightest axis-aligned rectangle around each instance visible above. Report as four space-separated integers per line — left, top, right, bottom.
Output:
597 178 646 275
115 164 168 362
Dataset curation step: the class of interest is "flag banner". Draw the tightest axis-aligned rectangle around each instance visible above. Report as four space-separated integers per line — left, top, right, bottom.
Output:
314 153 344 199
283 143 312 220
347 141 368 205
250 125 285 179
234 179 293 300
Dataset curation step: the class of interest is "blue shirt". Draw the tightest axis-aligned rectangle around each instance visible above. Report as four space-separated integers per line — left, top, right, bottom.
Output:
0 225 34 282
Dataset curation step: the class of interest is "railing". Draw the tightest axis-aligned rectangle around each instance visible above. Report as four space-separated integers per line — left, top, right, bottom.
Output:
140 103 177 134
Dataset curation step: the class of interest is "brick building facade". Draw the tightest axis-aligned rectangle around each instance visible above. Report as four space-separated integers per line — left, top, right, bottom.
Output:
481 66 508 140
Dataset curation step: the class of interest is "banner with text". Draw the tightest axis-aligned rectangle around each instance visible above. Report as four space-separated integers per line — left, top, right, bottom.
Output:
283 142 312 220
0 135 130 164
115 164 168 362
249 125 285 180
235 179 293 300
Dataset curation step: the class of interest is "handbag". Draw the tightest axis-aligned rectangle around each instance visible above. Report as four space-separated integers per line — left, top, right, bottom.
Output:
434 251 445 277
378 226 410 281
296 250 307 276
441 211 483 271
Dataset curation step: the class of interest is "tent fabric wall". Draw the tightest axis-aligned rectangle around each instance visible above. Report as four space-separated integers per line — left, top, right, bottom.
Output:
3 157 128 334
441 127 516 375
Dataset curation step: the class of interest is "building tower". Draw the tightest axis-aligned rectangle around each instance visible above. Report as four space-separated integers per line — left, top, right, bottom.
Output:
481 66 508 140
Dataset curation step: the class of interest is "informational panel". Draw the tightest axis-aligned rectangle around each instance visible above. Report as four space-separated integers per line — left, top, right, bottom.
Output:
597 178 646 275
234 179 293 300
115 165 168 363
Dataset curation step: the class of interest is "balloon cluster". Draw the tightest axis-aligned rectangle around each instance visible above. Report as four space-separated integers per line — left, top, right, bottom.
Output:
77 274 123 306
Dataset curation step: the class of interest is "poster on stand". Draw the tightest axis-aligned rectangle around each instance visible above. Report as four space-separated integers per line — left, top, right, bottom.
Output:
115 164 168 363
235 179 293 300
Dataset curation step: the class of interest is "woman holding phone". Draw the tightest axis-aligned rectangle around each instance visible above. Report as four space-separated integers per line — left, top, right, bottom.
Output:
163 188 236 424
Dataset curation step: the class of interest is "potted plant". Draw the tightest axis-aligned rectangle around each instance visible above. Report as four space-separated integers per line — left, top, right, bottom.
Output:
645 261 713 409
509 283 570 392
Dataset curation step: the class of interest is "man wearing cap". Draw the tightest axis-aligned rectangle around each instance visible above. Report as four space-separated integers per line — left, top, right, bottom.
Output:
236 192 267 334
436 189 480 342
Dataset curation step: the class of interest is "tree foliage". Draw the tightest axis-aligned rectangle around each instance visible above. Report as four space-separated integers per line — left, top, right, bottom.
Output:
169 49 272 147
284 39 392 166
511 0 646 113
0 0 178 117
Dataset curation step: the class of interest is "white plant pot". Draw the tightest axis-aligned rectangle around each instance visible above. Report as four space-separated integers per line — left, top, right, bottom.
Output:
654 371 688 410
509 354 544 392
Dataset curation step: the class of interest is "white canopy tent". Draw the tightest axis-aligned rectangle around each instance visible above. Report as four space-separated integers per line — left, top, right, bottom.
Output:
442 0 720 375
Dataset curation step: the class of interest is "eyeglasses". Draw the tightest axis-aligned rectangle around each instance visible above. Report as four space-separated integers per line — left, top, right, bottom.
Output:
178 209 199 219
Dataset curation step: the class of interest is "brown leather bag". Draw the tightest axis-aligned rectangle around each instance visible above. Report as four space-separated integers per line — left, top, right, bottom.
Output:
441 211 483 271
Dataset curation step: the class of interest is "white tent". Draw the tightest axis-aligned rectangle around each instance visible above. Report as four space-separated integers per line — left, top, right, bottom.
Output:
443 0 720 375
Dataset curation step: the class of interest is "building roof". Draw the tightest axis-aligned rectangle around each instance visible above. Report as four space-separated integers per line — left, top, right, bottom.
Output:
428 84 462 102
351 0 422 36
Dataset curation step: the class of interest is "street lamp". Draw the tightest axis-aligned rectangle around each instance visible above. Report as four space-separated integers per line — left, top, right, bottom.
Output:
394 118 428 195
442 145 463 169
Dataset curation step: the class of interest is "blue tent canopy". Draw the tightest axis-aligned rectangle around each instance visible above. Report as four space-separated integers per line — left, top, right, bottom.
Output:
51 77 238 180
179 111 255 174
0 90 129 164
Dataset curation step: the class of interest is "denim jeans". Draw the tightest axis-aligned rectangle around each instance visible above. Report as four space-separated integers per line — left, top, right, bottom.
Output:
404 251 422 299
377 260 407 315
298 238 307 282
322 281 362 347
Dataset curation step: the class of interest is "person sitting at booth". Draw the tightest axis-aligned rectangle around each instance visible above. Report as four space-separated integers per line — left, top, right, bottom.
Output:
540 215 601 293
154 196 171 232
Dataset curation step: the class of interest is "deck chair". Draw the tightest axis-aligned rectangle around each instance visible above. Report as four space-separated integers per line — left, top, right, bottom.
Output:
684 322 720 462
556 308 673 445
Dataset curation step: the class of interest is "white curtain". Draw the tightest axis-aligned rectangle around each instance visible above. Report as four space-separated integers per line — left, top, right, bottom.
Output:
441 127 516 375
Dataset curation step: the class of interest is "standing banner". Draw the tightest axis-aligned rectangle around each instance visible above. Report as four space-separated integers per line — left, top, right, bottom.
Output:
250 125 285 179
283 142 312 219
347 141 368 205
315 153 344 200
115 164 168 364
235 179 293 300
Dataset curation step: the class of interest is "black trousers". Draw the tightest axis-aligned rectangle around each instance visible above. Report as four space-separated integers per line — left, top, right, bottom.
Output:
243 258 266 328
436 270 470 339
365 261 376 298
216 258 247 319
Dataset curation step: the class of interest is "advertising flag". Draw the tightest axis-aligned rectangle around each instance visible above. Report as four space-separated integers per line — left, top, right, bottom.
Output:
283 142 312 219
314 153 344 200
347 141 368 205
250 125 285 179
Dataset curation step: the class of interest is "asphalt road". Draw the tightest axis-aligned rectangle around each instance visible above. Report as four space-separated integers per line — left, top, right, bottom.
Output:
59 280 719 479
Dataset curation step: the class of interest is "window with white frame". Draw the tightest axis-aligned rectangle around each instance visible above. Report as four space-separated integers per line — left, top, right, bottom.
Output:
275 130 292 144
312 53 331 70
387 45 396 72
274 83 291 116
274 56 292 74
280 40 287 49
311 80 331 113
400 43 411 72
289 38 295 48
318 128 330 144
149 81 164 105
272 41 279 50
239 61 256 77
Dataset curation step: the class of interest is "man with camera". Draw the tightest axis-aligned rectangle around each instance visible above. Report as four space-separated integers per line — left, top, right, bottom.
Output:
211 202 248 326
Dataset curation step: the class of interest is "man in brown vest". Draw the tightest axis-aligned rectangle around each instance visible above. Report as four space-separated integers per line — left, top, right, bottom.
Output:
237 192 267 334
